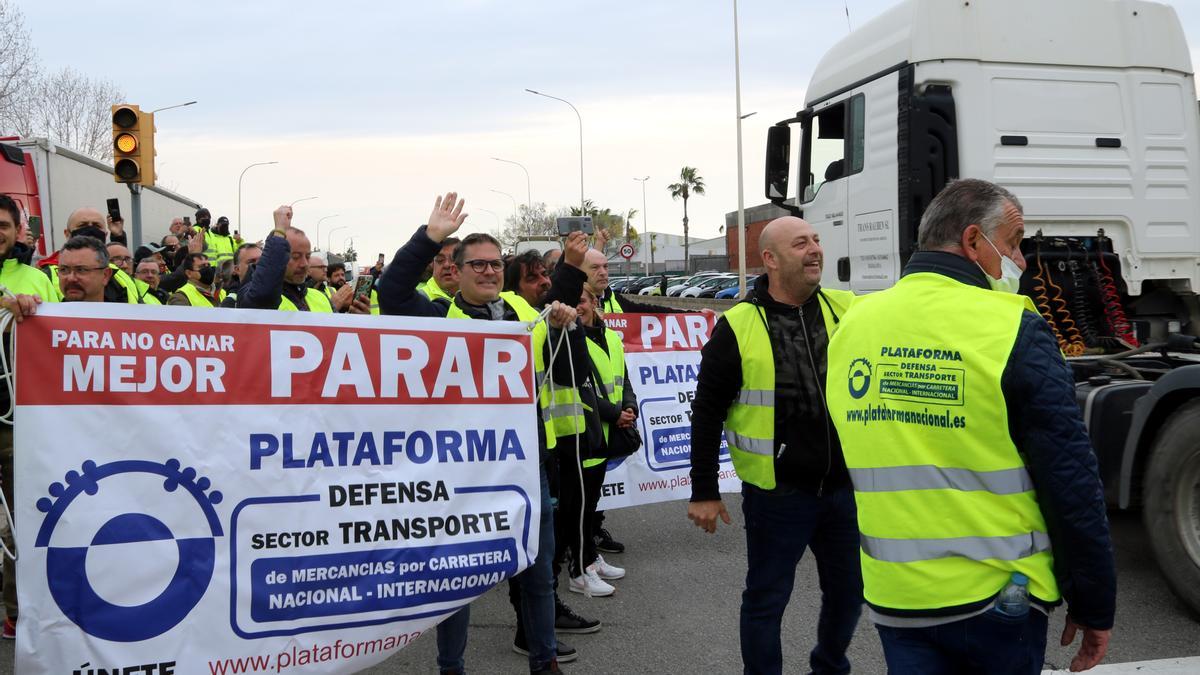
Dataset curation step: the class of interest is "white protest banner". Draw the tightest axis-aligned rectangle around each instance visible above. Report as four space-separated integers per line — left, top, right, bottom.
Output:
14 303 541 674
596 312 740 510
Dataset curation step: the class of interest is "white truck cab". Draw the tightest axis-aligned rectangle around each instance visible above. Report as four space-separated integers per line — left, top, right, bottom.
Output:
767 0 1197 318
765 0 1200 616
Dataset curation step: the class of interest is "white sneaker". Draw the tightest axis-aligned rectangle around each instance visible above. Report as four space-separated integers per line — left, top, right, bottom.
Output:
592 555 625 580
568 567 615 597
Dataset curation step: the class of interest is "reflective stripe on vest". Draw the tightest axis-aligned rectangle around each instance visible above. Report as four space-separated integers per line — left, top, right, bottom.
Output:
446 291 555 450
582 326 625 468
279 288 334 312
826 271 1060 612
847 465 1034 495
177 283 223 307
721 288 856 489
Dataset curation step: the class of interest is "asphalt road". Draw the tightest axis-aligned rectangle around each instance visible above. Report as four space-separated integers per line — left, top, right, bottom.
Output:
1 501 1196 674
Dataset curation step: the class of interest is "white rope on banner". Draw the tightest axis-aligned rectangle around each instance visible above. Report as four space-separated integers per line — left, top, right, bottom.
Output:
0 285 20 561
533 306 591 594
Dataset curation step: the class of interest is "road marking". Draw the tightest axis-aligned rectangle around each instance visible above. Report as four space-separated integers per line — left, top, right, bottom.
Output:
1044 656 1200 674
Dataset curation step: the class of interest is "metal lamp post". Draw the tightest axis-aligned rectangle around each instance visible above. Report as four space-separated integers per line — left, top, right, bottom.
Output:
526 89 584 214
237 161 278 233
635 176 650 274
315 215 339 252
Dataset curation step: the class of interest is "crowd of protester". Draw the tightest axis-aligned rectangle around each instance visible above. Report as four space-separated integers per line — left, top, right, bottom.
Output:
0 191 691 674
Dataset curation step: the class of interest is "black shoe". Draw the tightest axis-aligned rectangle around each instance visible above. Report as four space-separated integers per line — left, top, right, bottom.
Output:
555 601 601 634
530 660 564 675
513 635 578 664
595 528 625 554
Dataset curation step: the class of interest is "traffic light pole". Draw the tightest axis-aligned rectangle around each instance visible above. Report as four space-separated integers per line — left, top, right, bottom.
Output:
128 183 142 248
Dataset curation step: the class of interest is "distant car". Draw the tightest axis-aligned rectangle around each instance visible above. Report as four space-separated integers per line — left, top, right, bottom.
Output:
680 274 737 298
716 274 759 299
619 276 659 294
695 276 742 298
641 276 688 295
667 272 723 297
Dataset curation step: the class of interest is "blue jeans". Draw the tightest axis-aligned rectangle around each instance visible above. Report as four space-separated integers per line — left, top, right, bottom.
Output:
436 607 470 673
740 484 863 675
436 463 557 672
875 608 1048 674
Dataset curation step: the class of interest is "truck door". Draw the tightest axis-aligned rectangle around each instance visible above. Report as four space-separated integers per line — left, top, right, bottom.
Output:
846 74 901 292
797 100 852 290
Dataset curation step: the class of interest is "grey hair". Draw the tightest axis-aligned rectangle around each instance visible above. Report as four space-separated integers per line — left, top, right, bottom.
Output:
917 179 1023 251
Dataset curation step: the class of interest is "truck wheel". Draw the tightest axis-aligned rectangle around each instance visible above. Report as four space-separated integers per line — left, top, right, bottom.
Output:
1143 399 1200 616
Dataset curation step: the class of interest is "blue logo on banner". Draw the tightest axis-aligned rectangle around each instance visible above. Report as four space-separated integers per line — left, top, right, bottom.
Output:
35 459 224 642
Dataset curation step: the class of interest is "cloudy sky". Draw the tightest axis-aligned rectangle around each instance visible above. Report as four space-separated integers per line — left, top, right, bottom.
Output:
21 0 1200 259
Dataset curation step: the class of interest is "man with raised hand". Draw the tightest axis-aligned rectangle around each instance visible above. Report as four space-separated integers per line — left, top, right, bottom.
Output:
236 207 354 313
378 193 588 675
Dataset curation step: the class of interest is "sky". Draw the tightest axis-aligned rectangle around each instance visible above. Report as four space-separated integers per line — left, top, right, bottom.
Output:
20 0 1200 260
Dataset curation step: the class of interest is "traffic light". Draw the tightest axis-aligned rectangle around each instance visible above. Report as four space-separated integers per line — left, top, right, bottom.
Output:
111 104 156 187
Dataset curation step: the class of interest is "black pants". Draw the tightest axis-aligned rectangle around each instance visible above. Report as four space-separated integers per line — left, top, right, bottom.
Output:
553 435 606 577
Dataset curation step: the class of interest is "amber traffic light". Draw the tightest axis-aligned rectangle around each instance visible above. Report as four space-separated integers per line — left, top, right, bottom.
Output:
111 104 156 186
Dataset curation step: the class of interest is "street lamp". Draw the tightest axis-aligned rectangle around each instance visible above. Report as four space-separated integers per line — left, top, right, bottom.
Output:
490 157 532 210
290 195 318 208
525 89 584 214
490 189 517 220
634 176 650 274
327 225 349 254
150 100 197 114
478 208 502 235
315 215 340 252
238 161 278 233
732 0 748 297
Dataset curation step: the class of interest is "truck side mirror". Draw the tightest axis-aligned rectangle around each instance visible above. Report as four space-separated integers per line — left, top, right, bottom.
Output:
765 125 791 200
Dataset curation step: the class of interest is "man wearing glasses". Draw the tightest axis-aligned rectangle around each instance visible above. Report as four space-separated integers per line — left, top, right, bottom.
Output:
378 193 589 675
57 236 113 303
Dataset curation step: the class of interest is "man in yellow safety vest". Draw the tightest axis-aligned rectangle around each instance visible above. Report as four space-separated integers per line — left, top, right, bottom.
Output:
826 179 1115 673
687 215 860 674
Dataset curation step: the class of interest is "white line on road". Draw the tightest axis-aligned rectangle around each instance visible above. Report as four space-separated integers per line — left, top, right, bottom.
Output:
1044 656 1200 674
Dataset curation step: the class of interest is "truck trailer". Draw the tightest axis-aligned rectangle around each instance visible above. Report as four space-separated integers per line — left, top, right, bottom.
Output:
0 137 200 253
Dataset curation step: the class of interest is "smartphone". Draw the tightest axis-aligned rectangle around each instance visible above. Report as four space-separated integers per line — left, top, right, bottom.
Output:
556 216 594 237
354 275 374 301
377 253 386 264
183 216 191 227
28 215 42 241
106 198 121 223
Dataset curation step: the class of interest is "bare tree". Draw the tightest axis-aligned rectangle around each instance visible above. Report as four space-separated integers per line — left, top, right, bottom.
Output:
0 0 40 133
13 68 125 160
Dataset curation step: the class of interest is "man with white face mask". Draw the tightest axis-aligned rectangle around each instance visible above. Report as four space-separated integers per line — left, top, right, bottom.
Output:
825 179 1116 674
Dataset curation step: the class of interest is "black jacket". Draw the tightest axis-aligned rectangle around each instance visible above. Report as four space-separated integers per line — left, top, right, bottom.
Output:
235 235 314 310
690 275 848 500
901 251 1117 630
377 227 590 456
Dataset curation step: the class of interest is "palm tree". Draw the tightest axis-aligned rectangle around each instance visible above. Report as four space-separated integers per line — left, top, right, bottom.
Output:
668 166 705 270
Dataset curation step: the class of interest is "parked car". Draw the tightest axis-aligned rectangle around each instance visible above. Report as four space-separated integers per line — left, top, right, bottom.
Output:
667 272 724 297
680 274 738 298
620 276 660 294
715 274 760 299
641 276 688 295
695 276 743 298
